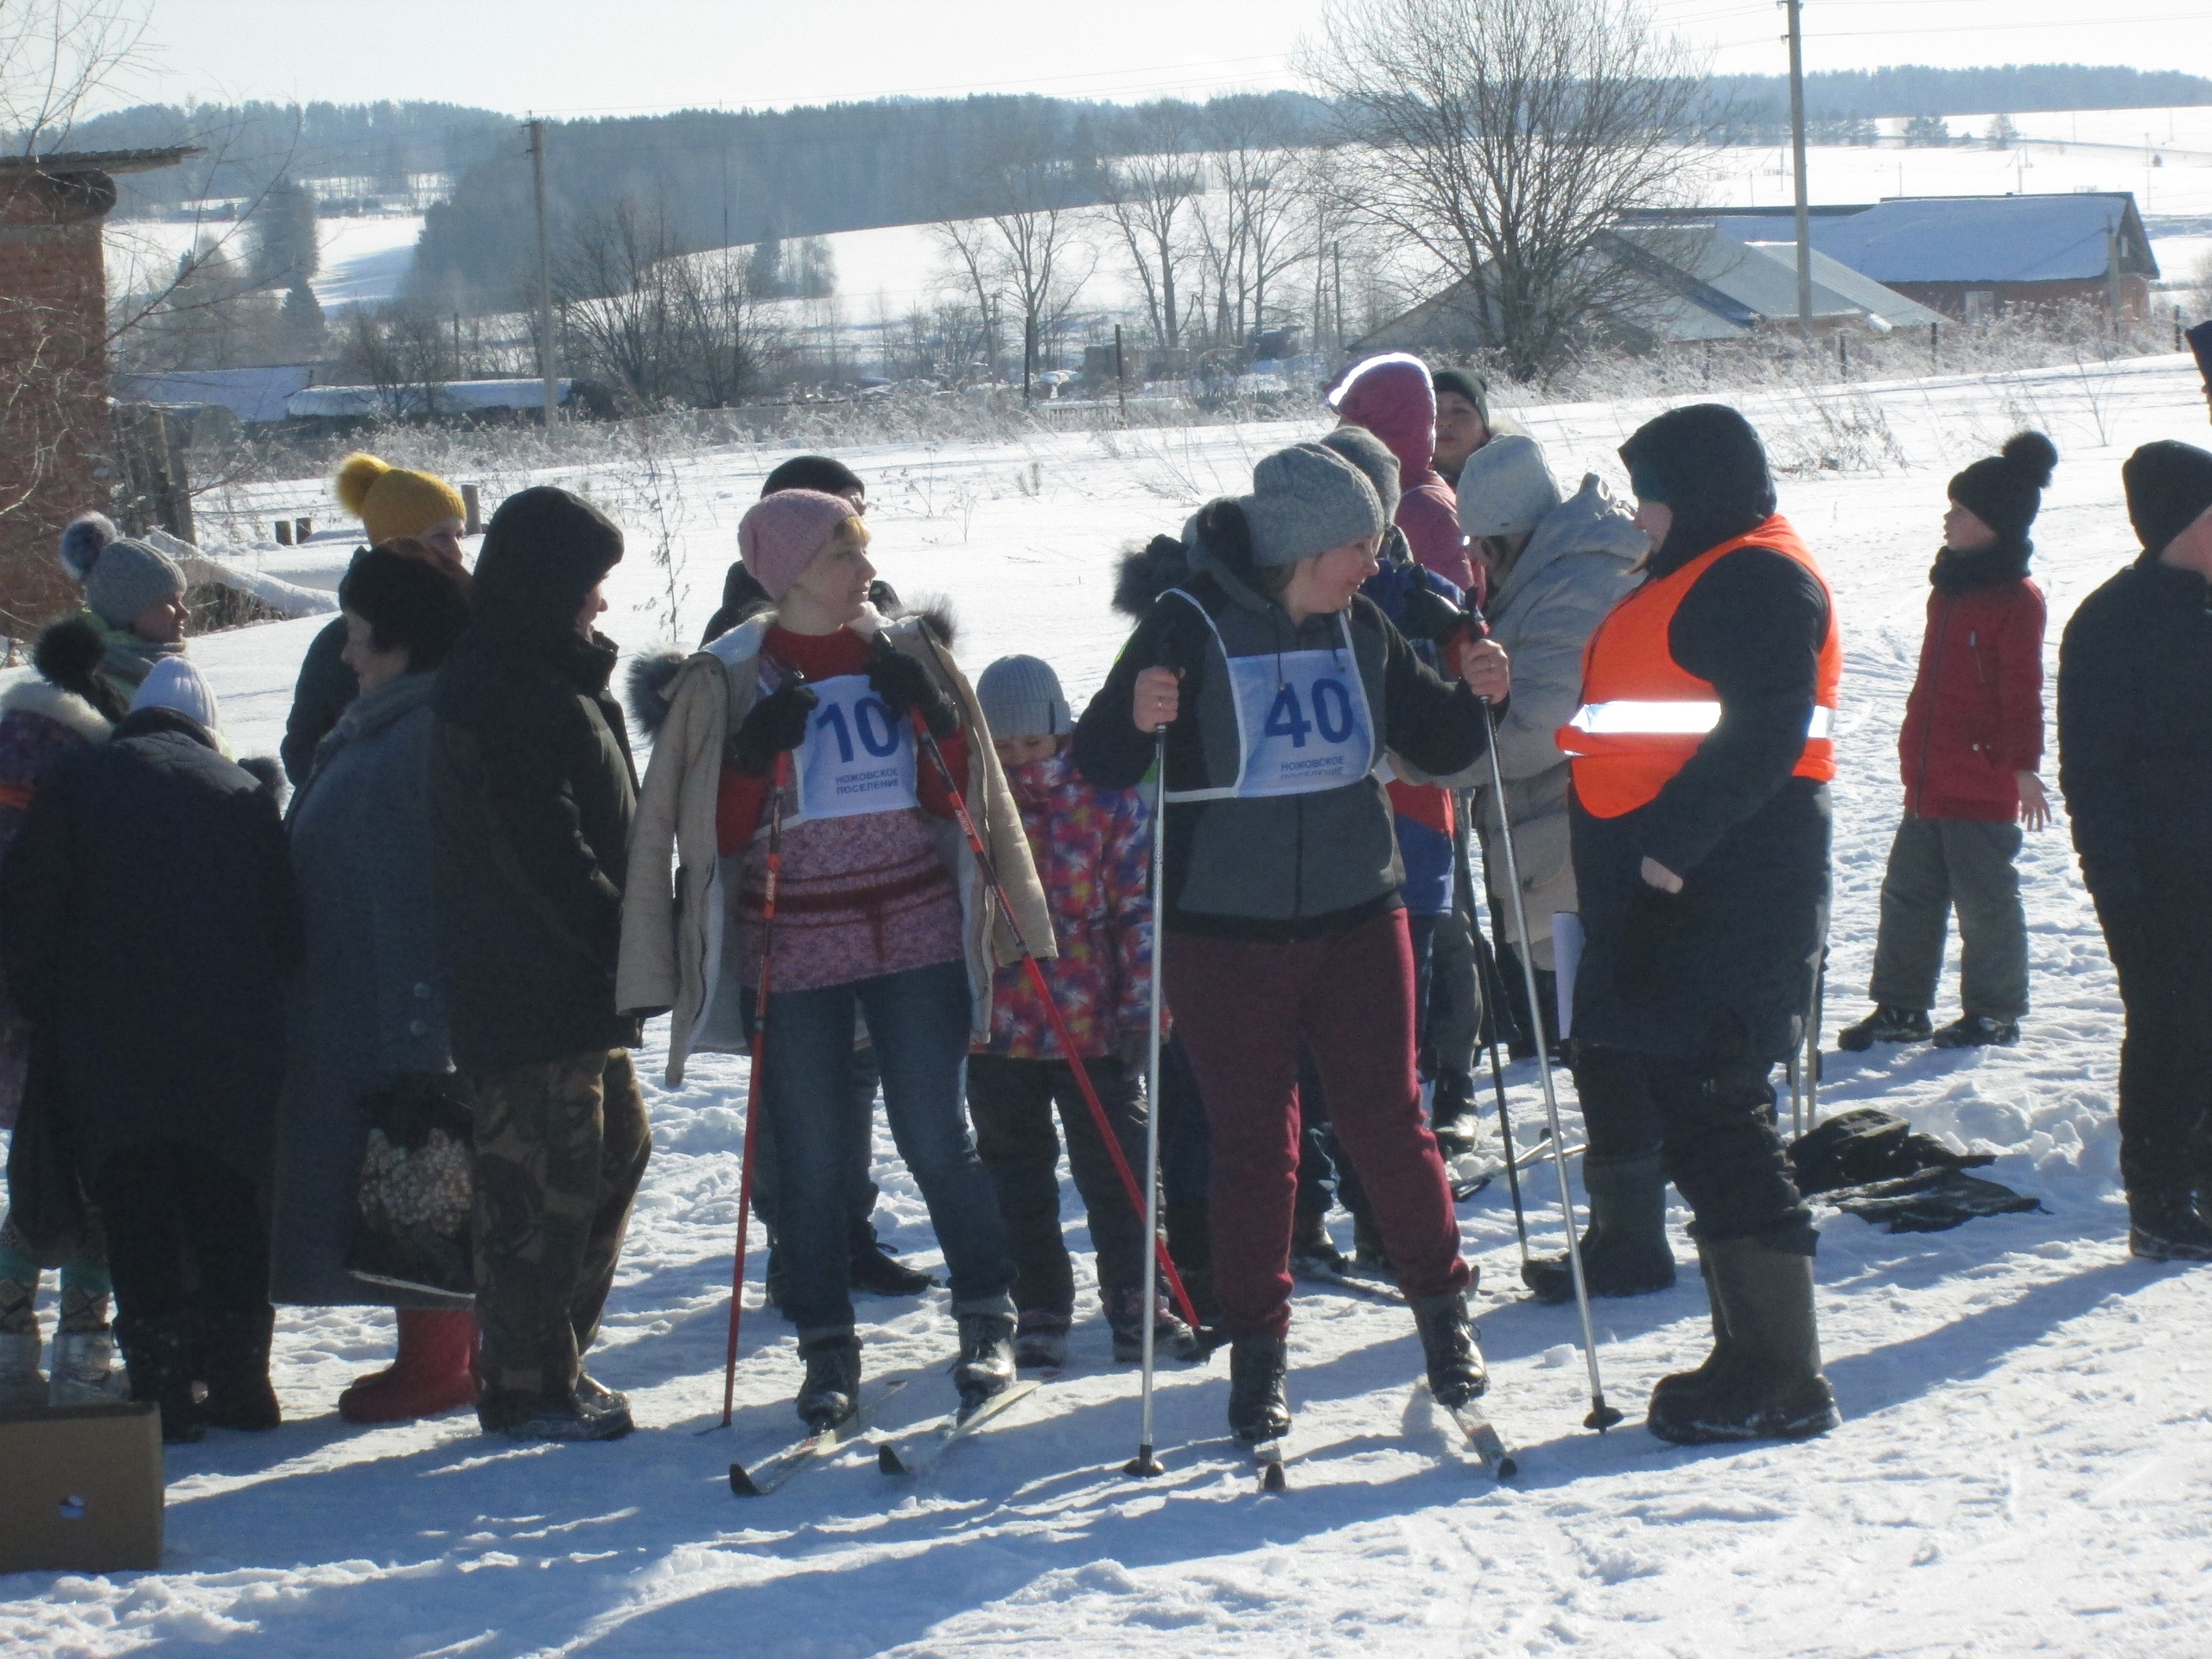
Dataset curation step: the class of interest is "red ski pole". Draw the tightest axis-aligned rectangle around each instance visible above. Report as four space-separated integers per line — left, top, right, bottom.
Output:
906 709 1201 1332
721 747 791 1427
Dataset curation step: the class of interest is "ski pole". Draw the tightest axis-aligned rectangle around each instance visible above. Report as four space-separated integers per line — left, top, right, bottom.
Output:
904 705 1201 1332
721 747 791 1427
1468 904 1532 1270
1478 697 1623 1433
1127 723 1170 1479
1803 947 1826 1134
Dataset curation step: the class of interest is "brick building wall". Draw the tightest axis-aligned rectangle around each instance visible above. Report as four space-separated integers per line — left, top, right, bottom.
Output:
0 164 118 634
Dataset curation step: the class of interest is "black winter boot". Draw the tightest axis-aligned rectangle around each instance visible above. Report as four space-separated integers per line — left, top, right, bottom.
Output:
1289 1210 1346 1277
1226 1336 1290 1443
1522 1151 1677 1303
196 1306 281 1432
1351 1211 1393 1277
2127 1190 2212 1262
116 1312 204 1444
952 1308 1016 1410
1930 1014 2019 1050
1104 1287 1203 1363
849 1223 933 1297
1647 1238 1839 1446
1835 1006 1932 1052
795 1333 861 1428
1410 1291 1488 1407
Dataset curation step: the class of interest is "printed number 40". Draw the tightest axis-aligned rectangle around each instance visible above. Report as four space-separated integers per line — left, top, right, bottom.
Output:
1263 679 1356 749
816 697 902 764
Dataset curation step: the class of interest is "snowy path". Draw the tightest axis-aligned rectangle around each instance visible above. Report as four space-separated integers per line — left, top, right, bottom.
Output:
5 357 2210 1656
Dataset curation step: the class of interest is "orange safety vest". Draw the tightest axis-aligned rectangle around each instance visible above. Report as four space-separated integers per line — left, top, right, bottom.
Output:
1557 514 1841 820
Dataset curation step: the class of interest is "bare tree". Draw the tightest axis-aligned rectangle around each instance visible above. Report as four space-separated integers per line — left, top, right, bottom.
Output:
1 0 147 156
944 129 1098 396
1100 105 1203 350
931 215 1007 379
1302 0 1707 379
1188 97 1318 351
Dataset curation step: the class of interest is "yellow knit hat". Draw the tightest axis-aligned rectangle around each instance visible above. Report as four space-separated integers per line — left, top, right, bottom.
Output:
335 453 467 547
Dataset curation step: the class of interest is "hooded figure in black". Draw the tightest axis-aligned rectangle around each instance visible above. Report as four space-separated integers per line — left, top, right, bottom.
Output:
1566 404 1839 1446
2058 438 2212 1261
429 485 652 1440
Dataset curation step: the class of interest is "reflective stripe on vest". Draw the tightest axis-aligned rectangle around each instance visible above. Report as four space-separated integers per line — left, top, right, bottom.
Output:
1556 513 1842 819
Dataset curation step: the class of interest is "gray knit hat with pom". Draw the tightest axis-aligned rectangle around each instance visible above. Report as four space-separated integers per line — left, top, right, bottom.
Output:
1238 443 1386 568
59 513 186 629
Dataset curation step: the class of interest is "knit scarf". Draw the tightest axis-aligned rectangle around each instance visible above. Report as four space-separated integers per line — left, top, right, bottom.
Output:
99 625 185 692
1929 538 2032 595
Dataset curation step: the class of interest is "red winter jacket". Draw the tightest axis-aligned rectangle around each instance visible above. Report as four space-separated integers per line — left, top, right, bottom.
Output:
1897 550 2046 821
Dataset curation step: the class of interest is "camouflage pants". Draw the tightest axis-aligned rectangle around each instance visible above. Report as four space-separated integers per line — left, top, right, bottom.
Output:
472 1049 651 1408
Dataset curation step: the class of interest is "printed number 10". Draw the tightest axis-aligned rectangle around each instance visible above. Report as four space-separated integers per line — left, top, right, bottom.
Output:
816 697 903 763
1263 679 1355 748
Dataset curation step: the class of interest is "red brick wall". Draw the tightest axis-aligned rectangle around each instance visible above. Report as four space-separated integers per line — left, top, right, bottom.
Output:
0 168 115 635
1890 276 2155 323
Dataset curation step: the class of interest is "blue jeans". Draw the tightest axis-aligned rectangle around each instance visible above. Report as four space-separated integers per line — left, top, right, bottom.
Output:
760 958 1014 1337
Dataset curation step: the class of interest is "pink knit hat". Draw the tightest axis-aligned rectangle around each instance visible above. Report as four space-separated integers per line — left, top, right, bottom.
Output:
738 489 859 601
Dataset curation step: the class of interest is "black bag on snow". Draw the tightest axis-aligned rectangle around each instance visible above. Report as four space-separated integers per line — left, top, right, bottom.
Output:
1788 1106 2040 1234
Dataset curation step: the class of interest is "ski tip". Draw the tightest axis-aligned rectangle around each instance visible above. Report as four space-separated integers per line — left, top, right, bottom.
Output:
728 1463 763 1498
877 1441 908 1477
1262 1460 1287 1493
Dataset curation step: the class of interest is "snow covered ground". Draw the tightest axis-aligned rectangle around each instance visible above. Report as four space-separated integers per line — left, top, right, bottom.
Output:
5 354 2212 1656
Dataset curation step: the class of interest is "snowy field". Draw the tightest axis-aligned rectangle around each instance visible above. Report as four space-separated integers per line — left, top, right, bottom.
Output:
94 103 2212 334
5 355 2212 1656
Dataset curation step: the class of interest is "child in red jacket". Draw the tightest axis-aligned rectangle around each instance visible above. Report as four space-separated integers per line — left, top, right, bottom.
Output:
1841 432 2056 1052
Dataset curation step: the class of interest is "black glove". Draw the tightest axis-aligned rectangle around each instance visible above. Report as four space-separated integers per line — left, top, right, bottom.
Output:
1616 880 1689 1001
868 640 961 740
1401 583 1471 652
729 679 818 776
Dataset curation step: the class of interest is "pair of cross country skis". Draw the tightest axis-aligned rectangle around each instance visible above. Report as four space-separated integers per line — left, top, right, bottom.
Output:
726 1354 1516 1498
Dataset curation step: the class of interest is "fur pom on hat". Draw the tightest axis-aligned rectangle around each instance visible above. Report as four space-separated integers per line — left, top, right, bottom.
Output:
1948 431 2057 545
58 513 117 583
336 453 467 548
32 615 129 722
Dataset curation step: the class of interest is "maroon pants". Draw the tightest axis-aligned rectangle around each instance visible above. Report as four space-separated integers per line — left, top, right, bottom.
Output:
1165 908 1471 1340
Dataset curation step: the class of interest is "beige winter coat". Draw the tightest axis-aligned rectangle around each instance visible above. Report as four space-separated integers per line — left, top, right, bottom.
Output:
616 607 1053 1086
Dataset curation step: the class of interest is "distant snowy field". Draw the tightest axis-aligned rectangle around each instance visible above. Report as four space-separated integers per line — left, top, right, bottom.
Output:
5 355 2212 1656
95 103 2212 331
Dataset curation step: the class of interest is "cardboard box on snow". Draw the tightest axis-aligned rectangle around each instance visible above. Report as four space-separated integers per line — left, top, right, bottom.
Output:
0 1402 163 1574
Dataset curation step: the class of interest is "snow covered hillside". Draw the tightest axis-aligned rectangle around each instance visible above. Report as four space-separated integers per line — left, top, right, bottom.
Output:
4 356 2211 1657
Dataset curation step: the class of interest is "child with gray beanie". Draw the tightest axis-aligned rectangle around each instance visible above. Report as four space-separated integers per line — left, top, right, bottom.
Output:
966 652 1197 1368
1074 439 1514 1449
54 513 189 705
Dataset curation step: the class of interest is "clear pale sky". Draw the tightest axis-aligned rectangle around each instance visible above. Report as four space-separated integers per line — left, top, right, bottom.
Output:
99 0 2211 118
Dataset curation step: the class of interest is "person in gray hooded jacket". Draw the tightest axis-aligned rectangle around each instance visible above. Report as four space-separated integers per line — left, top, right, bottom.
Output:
1455 435 1672 1304
1077 442 1511 1447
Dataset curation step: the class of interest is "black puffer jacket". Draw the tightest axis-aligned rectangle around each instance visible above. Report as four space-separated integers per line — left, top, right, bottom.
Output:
431 488 640 1074
2057 551 2212 917
0 707 298 1194
1571 405 1833 1064
282 610 356 785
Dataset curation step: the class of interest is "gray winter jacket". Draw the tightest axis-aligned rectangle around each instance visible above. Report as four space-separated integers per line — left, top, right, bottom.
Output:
270 672 467 1307
1467 475 1644 962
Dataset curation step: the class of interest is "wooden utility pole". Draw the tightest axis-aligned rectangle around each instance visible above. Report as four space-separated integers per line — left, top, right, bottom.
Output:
1785 0 1815 341
526 118 560 426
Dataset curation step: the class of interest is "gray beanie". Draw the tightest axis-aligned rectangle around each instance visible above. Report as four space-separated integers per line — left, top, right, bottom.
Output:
1319 425 1402 520
82 535 186 630
1456 434 1560 539
1238 443 1386 568
976 654 1072 740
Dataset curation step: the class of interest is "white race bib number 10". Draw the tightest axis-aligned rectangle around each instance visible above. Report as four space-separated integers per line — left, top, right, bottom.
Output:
789 673 918 823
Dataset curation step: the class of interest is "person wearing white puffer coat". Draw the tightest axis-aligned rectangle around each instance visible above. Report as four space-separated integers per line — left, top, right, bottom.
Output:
1455 435 1667 1306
